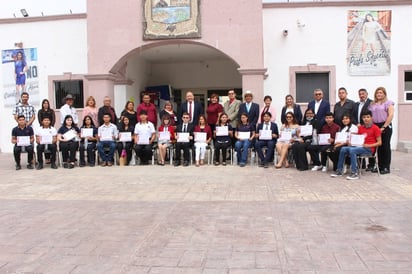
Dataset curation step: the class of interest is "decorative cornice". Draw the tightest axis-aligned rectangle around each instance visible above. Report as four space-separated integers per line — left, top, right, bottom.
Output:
84 73 134 85
0 13 86 25
263 0 412 9
237 68 268 76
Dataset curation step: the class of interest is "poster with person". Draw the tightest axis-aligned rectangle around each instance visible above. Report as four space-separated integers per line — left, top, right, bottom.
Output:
1 47 39 107
347 10 391 76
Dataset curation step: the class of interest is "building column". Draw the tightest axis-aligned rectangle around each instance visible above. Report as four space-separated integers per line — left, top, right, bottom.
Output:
238 68 267 104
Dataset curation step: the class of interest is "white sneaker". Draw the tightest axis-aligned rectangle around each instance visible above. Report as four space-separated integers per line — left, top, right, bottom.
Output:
311 165 322 171
321 166 327 172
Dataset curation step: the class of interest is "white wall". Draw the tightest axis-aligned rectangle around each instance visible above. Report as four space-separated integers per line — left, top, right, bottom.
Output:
263 5 412 147
0 18 87 152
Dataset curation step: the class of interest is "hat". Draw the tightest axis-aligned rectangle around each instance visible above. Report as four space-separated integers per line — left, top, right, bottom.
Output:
64 94 74 100
244 90 253 97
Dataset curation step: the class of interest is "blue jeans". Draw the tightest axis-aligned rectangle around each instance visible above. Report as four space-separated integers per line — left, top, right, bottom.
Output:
97 141 116 162
235 139 251 164
337 146 372 174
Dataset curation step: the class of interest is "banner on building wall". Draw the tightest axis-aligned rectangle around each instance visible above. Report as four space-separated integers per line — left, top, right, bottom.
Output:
1 48 39 107
347 10 391 76
143 0 200 40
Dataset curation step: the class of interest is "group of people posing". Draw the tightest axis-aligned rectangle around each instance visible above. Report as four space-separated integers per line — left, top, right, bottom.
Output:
11 87 394 180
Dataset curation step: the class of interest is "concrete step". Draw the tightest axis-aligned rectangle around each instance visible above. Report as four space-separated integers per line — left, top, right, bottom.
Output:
397 141 412 153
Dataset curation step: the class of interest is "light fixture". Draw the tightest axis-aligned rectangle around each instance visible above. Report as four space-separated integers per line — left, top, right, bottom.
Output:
20 9 29 17
283 30 288 37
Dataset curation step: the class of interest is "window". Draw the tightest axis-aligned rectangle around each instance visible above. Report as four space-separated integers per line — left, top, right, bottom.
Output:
296 73 329 103
404 71 412 102
54 80 84 108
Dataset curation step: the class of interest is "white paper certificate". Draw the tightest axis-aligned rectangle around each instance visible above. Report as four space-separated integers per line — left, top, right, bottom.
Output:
159 131 170 141
299 125 313 137
216 126 228 136
238 131 250 140
350 134 365 147
259 129 272 140
278 131 292 142
334 132 348 144
63 130 77 141
318 133 331 145
195 132 207 142
40 135 53 145
81 128 94 138
137 133 150 144
119 132 132 142
17 136 30 146
177 132 190 143
100 129 113 141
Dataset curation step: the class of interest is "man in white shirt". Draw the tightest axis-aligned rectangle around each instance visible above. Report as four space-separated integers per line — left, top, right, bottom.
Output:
60 94 79 126
35 116 58 169
134 110 156 165
97 113 118 166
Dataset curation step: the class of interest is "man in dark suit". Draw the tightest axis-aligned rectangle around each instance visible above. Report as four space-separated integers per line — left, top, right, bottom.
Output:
307 88 330 126
254 112 279 168
354 88 372 125
238 90 260 127
98 96 118 126
178 91 204 125
174 112 194 166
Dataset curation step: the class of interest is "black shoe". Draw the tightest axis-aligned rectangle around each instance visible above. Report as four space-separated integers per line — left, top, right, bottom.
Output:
68 163 75 169
183 161 189 166
63 163 69 169
27 164 34 169
79 162 86 167
89 163 95 167
174 161 181 167
371 167 379 173
15 164 21 170
36 163 43 170
51 163 58 169
365 166 374 172
264 163 269 168
380 168 390 174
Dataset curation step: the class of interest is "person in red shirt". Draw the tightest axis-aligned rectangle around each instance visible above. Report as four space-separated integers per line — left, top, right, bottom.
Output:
206 93 223 134
331 110 381 180
137 94 158 127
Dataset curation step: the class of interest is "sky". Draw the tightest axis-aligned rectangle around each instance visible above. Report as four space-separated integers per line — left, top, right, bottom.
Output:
0 0 86 19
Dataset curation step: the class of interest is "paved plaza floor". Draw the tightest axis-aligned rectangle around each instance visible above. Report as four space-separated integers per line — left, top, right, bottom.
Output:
0 151 412 274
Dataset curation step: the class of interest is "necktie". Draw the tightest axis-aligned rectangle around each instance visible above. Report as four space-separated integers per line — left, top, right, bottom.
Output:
183 125 187 132
188 102 192 121
246 103 250 113
265 124 269 130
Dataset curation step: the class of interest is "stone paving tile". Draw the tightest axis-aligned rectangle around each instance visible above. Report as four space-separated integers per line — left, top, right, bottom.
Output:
0 151 412 273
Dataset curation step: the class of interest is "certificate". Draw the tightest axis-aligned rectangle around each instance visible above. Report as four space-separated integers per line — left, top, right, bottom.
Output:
195 132 207 142
177 132 190 143
118 132 132 142
299 125 313 137
334 132 348 144
237 131 250 140
100 129 113 141
318 133 330 145
137 133 150 144
63 130 77 141
278 131 292 142
259 129 272 140
17 136 30 146
40 135 53 145
159 131 170 141
216 126 228 136
350 134 365 147
81 128 94 138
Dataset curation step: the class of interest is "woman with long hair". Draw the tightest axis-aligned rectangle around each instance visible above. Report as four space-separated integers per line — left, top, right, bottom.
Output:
276 111 300 168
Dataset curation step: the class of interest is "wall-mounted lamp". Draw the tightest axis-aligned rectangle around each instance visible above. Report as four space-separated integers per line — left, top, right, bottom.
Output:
297 19 306 28
283 30 288 37
20 9 29 17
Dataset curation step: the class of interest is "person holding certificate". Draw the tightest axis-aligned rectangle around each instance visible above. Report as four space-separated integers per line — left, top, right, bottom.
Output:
11 115 35 170
234 113 255 167
331 110 381 180
134 110 156 165
275 112 300 168
116 116 134 166
193 115 212 166
157 114 175 165
291 108 320 171
35 115 58 170
327 113 358 171
57 115 80 169
79 115 98 167
308 112 340 172
213 113 233 166
97 113 118 167
255 112 279 168
174 112 194 167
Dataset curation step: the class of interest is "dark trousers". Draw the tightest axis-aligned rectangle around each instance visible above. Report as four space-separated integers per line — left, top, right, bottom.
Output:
214 141 231 162
255 140 275 164
59 141 79 163
37 144 57 164
308 144 332 166
327 146 350 171
117 142 133 165
292 142 310 171
79 142 96 165
14 145 34 164
175 142 191 163
370 123 392 170
134 144 153 164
